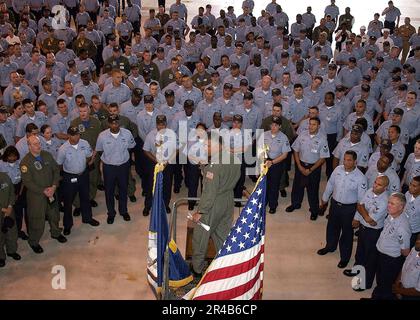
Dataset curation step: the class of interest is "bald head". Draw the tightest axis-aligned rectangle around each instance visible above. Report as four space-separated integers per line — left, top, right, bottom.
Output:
373 175 389 195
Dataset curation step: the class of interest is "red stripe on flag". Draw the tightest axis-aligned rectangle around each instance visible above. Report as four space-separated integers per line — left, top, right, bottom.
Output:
193 263 264 300
200 245 265 285
251 288 262 300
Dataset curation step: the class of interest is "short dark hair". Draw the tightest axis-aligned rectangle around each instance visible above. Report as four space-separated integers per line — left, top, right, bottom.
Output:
56 98 66 106
408 90 418 98
2 146 20 161
383 152 394 164
22 98 33 106
25 123 38 133
389 124 401 134
40 124 51 134
355 117 368 131
309 117 321 125
344 150 357 160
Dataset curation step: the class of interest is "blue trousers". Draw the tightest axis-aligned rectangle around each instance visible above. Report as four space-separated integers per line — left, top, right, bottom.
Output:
103 161 130 217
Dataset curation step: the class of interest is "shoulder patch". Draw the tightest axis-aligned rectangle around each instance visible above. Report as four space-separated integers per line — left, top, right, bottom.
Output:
21 165 28 173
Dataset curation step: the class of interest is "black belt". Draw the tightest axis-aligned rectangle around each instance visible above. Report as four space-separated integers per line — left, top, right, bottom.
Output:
300 161 315 168
332 199 356 207
63 170 86 177
360 225 382 231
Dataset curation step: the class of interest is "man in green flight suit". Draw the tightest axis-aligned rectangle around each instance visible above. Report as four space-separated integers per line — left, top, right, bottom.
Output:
191 132 241 276
71 103 103 214
20 136 67 254
0 172 20 267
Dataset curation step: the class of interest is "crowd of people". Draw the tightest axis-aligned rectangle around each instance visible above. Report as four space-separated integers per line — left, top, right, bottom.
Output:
0 0 418 300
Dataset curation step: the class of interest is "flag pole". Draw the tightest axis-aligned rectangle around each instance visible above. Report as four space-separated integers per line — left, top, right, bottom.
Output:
151 163 169 300
186 146 269 300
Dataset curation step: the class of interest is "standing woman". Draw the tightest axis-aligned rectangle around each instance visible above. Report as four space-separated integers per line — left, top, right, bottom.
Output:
0 146 27 240
39 124 61 161
264 116 291 214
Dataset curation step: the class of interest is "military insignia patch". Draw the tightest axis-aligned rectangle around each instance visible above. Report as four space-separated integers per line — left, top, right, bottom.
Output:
78 124 85 133
21 165 28 173
34 161 43 170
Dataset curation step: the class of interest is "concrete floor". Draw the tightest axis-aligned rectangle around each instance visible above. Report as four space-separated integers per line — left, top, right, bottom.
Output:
0 167 372 300
1 0 420 300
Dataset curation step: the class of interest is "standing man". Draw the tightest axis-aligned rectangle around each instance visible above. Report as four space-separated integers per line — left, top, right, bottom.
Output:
318 150 368 268
20 136 67 254
398 17 416 64
143 115 177 214
96 115 136 224
392 234 420 299
403 176 420 247
372 192 411 300
302 6 316 40
190 133 241 277
70 103 102 215
382 1 401 34
57 126 100 236
318 91 344 178
344 175 390 291
0 171 19 268
170 0 188 22
286 117 330 220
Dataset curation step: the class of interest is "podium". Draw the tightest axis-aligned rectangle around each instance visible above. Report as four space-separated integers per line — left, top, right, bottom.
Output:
185 220 216 262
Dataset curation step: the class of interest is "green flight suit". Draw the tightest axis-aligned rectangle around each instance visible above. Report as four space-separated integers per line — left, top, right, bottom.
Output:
101 115 139 197
0 173 17 260
192 152 241 273
159 68 176 90
138 62 160 82
91 107 110 122
20 151 61 246
191 72 211 91
71 116 102 205
105 56 131 75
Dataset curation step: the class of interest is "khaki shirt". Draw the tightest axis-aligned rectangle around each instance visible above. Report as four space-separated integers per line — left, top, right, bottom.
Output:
398 24 416 41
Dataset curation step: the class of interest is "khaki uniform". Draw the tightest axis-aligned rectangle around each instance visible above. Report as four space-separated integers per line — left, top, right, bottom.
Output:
72 38 98 59
192 153 241 273
398 24 416 63
41 37 60 55
0 173 17 260
71 116 102 205
101 115 139 197
20 151 61 246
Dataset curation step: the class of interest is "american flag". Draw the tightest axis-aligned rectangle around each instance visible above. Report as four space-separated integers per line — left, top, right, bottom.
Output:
186 174 267 300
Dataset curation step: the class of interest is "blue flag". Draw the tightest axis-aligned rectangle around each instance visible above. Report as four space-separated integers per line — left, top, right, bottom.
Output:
147 164 192 296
